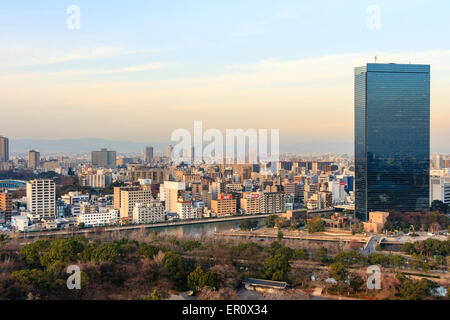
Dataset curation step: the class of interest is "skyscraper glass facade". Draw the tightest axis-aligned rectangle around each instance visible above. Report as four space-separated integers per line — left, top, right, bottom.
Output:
355 63 430 221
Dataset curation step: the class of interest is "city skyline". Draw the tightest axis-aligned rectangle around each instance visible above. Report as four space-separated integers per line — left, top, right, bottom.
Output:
1 1 449 305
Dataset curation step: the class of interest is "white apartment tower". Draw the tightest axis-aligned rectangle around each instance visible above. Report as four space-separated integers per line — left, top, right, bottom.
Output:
132 202 165 224
26 179 56 218
177 200 197 220
161 181 186 213
430 176 450 205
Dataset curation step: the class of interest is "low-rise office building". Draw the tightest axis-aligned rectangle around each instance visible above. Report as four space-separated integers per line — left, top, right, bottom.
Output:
77 209 119 227
363 211 389 233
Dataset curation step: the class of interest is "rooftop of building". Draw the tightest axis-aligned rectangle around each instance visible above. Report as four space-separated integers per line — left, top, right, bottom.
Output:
355 63 430 75
243 278 288 289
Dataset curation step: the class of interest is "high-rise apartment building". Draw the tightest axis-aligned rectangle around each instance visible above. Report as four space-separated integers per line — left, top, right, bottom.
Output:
0 189 13 221
91 148 116 168
166 145 173 161
355 63 430 220
240 192 261 214
429 176 450 206
211 194 237 216
28 150 40 169
318 191 333 209
328 180 346 204
259 192 285 214
177 200 197 220
144 146 154 163
26 179 56 218
210 181 226 200
191 182 202 201
160 181 186 213
434 154 443 169
284 182 304 204
120 189 154 218
114 186 140 210
132 202 165 224
0 136 9 163
188 146 194 163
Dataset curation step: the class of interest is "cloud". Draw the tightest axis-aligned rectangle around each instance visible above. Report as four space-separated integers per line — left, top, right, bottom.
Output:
0 62 171 80
1 49 450 144
105 62 169 74
224 50 450 87
228 50 450 71
0 45 163 68
3 49 450 90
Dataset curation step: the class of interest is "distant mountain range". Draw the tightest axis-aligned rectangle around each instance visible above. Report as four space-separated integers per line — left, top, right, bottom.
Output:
9 138 354 155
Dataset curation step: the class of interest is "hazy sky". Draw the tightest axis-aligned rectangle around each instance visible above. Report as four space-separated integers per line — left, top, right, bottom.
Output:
1 0 450 151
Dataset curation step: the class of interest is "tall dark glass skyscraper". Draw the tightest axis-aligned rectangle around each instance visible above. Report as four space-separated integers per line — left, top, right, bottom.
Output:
354 63 430 221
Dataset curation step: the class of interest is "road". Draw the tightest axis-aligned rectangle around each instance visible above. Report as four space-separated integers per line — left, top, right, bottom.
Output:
215 230 369 244
363 235 381 256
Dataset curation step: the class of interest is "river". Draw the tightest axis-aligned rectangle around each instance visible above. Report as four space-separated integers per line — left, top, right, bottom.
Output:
81 216 267 241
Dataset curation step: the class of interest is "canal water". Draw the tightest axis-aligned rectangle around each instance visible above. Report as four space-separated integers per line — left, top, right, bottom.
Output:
105 217 266 239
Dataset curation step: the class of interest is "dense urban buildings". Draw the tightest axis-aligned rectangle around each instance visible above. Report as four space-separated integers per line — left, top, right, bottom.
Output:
354 63 430 221
3 0 450 305
0 63 440 240
0 142 373 232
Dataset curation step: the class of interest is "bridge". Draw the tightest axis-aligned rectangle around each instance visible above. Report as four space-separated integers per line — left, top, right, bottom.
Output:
363 235 384 256
0 180 27 190
333 205 355 211
307 208 334 214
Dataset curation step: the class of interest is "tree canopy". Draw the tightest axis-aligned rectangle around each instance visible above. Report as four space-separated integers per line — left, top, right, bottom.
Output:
307 217 325 233
187 266 219 292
